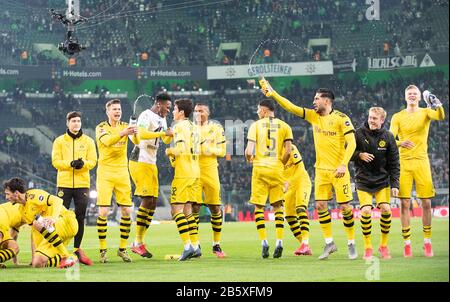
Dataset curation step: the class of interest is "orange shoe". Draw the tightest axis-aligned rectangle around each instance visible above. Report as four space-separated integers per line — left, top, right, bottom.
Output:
424 243 434 257
363 248 373 260
75 248 93 266
403 244 413 258
59 256 77 269
378 246 392 259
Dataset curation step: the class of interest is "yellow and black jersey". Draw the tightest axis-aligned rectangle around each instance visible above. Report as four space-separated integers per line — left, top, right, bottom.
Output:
96 121 131 168
247 117 293 169
0 202 25 232
20 189 67 225
302 108 355 170
166 119 200 179
199 121 226 168
390 107 445 161
283 144 304 177
269 91 356 170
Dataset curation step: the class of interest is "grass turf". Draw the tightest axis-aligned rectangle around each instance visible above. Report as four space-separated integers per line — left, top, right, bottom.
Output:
0 217 448 282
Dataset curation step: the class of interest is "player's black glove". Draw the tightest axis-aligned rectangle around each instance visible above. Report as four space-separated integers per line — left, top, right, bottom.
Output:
70 158 84 169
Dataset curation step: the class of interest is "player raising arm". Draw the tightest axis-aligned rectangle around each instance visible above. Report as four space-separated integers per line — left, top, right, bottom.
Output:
260 77 358 260
389 86 445 257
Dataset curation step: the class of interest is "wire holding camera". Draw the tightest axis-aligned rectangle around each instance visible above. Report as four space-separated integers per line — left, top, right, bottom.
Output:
50 0 87 56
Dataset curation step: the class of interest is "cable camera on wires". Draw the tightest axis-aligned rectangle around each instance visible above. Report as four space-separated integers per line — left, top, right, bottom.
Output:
58 36 85 56
50 5 87 56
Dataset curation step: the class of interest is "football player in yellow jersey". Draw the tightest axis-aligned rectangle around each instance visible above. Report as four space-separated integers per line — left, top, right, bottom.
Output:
165 98 201 261
96 99 167 263
282 144 312 256
389 85 445 257
0 202 24 268
192 103 227 258
245 99 293 259
260 77 358 260
3 177 78 268
52 111 97 266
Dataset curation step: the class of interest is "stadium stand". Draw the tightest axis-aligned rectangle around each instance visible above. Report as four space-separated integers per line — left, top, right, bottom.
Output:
0 0 448 217
0 0 448 66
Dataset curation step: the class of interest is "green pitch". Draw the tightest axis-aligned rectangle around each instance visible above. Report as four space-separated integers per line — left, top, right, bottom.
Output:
1 218 448 282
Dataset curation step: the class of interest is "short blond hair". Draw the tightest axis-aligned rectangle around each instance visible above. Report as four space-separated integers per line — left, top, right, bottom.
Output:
405 85 420 93
369 107 387 120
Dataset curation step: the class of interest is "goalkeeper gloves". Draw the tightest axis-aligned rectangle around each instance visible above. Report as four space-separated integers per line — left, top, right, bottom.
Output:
423 90 442 109
70 158 85 169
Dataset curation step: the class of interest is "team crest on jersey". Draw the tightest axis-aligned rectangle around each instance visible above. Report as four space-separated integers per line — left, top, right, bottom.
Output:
58 190 64 197
378 140 386 148
27 193 35 200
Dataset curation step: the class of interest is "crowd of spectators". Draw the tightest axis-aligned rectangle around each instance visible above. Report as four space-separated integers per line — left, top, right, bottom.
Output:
0 0 447 67
0 128 55 192
0 128 40 156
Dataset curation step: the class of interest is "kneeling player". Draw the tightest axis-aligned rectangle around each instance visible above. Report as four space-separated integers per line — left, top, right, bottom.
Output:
4 177 78 268
0 202 24 268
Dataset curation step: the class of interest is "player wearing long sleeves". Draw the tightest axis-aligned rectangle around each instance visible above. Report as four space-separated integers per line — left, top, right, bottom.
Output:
95 99 163 263
3 177 78 268
129 93 173 258
165 98 201 261
192 103 227 258
389 85 445 257
282 144 312 256
0 202 25 268
352 107 399 260
52 111 97 265
260 77 358 260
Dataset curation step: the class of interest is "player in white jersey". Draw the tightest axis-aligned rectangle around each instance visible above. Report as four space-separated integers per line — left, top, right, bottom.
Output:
130 93 173 257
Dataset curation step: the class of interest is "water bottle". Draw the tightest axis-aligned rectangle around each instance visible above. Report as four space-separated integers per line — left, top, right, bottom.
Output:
35 214 55 232
129 114 137 127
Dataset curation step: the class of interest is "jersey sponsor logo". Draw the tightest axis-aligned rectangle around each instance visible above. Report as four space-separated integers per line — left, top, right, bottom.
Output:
314 126 336 136
112 141 126 147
